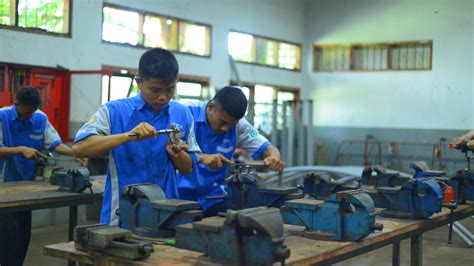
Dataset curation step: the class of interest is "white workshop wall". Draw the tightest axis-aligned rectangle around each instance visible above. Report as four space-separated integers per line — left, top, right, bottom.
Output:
302 0 474 130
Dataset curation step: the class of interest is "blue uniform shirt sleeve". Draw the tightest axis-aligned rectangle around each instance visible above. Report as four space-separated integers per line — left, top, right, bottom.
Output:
74 105 111 143
236 118 271 159
43 121 62 152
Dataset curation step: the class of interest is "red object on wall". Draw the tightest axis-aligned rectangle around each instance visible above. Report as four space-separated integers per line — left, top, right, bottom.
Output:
30 68 70 141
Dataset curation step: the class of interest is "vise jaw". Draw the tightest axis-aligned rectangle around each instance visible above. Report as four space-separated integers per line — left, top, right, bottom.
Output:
117 183 202 238
303 172 359 199
361 166 410 188
74 224 153 260
281 190 382 241
175 207 291 265
225 171 302 210
50 167 92 193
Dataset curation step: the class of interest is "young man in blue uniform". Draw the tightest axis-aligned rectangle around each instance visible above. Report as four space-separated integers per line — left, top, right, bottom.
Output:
0 86 86 266
178 86 285 217
72 48 200 225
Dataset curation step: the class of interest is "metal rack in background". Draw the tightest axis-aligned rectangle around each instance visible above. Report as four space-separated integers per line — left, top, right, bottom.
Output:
334 135 465 173
270 100 315 167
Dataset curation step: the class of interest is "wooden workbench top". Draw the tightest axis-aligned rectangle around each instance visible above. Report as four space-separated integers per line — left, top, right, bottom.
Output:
43 203 474 265
0 176 105 212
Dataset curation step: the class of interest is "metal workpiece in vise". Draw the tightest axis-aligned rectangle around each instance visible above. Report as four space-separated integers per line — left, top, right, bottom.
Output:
74 224 153 260
50 167 93 193
448 142 474 203
217 163 302 210
175 207 291 265
281 190 383 241
117 183 202 238
303 172 360 199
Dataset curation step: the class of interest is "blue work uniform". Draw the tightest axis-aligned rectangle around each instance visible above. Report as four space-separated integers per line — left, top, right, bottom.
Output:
0 105 62 266
74 94 200 225
178 102 271 211
0 105 62 181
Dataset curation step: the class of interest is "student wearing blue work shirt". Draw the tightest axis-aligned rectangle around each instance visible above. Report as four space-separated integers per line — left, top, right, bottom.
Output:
178 86 285 217
0 87 87 266
72 48 200 225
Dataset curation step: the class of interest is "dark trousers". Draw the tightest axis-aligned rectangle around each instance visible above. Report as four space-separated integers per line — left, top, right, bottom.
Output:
0 211 32 266
203 201 227 218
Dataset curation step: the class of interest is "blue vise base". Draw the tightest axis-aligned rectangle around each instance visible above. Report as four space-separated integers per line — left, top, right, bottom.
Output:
281 190 382 241
118 184 202 238
375 178 443 219
175 207 290 265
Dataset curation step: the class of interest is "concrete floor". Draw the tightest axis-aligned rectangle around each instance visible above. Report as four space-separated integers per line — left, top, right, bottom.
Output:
26 217 474 266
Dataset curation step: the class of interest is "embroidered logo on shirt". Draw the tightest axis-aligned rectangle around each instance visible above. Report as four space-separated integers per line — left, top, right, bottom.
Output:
250 130 258 138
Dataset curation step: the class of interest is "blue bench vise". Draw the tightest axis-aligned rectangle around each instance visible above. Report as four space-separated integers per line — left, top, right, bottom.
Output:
206 163 302 210
449 142 474 203
117 183 202 238
371 177 443 219
281 190 383 241
50 167 92 193
175 207 291 265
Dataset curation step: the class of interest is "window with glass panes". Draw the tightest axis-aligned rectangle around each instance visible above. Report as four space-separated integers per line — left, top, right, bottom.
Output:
102 4 211 57
231 81 299 135
228 31 301 71
0 0 70 35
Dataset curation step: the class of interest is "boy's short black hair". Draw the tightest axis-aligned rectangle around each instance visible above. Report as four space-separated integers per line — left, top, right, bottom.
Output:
138 48 179 83
213 86 248 119
17 87 41 107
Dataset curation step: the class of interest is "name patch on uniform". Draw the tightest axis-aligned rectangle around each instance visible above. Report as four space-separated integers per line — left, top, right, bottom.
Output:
30 134 44 140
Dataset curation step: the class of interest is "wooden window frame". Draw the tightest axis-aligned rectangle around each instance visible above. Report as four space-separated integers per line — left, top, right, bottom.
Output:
102 3 212 58
313 40 433 72
229 30 302 72
0 0 72 38
313 44 351 72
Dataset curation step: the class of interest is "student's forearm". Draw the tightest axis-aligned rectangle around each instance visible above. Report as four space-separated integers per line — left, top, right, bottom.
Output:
0 146 23 158
262 145 281 159
53 143 74 156
170 151 193 175
72 134 130 158
463 130 474 140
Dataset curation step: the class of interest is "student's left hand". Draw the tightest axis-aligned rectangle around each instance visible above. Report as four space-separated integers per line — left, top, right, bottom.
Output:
75 157 88 166
166 139 185 158
264 156 285 172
